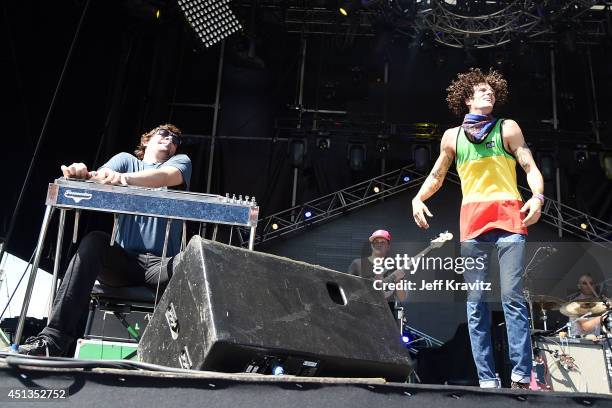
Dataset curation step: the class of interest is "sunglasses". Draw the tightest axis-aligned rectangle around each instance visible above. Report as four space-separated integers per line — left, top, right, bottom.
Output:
155 129 182 145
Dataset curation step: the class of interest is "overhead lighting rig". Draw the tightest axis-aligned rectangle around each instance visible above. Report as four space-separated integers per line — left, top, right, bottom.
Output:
177 0 242 48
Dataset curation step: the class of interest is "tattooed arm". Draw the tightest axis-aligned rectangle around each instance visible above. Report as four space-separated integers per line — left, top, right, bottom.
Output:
411 129 455 229
503 119 545 227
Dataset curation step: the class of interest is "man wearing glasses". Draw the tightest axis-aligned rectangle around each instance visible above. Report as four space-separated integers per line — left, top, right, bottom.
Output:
17 124 192 356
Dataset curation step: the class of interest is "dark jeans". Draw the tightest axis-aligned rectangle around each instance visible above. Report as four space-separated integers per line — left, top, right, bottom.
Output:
40 231 176 354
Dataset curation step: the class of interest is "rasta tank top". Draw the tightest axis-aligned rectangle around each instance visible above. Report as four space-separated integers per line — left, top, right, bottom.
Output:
455 119 527 241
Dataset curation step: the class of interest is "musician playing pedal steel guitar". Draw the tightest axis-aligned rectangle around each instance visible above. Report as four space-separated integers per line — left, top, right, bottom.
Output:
17 124 192 356
348 229 407 304
411 69 545 389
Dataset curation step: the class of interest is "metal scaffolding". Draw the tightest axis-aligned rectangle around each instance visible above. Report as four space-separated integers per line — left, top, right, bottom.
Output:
233 0 610 48
231 165 612 249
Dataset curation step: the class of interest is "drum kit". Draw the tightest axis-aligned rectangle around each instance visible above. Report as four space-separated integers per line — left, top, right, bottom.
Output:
529 294 612 337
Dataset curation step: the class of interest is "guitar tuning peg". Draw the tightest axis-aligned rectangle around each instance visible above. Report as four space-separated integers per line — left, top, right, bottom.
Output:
232 194 236 203
245 195 250 202
239 195 243 203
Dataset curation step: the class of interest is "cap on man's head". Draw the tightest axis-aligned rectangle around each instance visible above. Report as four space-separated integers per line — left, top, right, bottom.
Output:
369 229 391 242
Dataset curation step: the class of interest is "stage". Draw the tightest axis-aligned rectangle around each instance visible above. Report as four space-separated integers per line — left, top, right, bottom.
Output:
1 355 611 408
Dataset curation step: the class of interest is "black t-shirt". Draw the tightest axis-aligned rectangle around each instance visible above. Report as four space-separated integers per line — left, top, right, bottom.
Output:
347 257 395 280
348 257 399 314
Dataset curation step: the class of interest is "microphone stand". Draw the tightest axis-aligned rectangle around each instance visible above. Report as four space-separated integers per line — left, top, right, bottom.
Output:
523 247 555 330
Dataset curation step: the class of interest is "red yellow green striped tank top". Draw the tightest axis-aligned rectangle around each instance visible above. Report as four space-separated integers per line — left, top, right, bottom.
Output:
455 119 527 241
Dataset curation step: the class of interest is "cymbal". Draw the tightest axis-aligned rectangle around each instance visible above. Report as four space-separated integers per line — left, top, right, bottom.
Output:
530 295 564 311
560 299 608 317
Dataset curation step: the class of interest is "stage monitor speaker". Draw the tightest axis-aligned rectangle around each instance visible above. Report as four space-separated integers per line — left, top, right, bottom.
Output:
534 336 612 394
139 236 412 381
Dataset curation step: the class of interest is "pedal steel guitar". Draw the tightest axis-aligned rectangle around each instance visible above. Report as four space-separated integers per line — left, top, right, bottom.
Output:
14 178 259 345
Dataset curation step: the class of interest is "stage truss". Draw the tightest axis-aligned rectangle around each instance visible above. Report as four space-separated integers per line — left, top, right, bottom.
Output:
233 0 611 48
230 164 612 249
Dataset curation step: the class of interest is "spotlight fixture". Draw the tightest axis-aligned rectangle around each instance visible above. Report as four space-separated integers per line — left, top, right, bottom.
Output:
413 145 431 173
603 155 612 180
580 223 588 230
538 154 555 182
376 137 390 154
574 149 588 164
177 0 242 48
373 186 381 193
339 0 367 16
289 138 307 168
317 137 331 150
304 210 313 219
347 143 366 172
271 223 279 230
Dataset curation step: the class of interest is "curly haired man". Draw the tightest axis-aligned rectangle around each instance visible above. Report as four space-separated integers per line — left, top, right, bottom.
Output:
411 68 544 389
16 124 192 357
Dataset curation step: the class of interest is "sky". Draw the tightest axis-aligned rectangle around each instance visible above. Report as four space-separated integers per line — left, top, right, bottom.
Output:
0 251 52 321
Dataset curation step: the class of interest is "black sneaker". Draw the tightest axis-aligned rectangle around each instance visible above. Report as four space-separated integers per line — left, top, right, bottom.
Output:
511 381 530 390
17 336 61 357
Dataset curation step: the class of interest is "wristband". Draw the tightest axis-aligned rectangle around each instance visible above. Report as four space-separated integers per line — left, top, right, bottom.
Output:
532 193 544 203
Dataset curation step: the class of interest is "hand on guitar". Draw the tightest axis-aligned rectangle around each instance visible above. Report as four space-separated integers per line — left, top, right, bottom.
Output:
381 269 407 301
61 163 95 180
90 168 128 185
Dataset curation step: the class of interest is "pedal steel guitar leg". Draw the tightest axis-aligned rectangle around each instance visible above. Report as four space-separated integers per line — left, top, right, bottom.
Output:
15 205 55 345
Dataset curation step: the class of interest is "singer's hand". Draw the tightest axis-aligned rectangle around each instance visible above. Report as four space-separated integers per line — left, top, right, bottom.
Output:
520 197 542 227
412 199 433 229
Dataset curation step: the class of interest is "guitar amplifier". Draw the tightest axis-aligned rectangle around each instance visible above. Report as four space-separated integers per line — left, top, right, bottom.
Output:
534 336 612 394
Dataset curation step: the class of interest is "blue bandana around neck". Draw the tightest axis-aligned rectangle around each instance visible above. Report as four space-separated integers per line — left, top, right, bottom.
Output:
462 114 497 142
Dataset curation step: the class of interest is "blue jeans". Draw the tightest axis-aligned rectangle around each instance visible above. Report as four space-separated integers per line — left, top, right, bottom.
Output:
461 229 532 388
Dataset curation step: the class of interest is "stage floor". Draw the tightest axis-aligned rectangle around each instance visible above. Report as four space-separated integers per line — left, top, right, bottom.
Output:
0 355 611 408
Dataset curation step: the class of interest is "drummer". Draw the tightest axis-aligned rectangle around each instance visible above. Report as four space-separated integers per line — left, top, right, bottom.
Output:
569 274 603 336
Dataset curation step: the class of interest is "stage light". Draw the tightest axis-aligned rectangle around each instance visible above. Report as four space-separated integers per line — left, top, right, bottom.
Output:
339 0 376 16
403 176 411 183
348 143 366 171
155 9 160 19
373 186 380 193
177 0 242 48
580 223 588 230
339 0 360 16
604 155 612 180
402 336 410 344
272 223 279 230
575 149 588 164
304 211 313 219
289 138 307 168
539 154 554 182
413 145 431 173
376 138 390 154
493 50 505 67
317 137 331 150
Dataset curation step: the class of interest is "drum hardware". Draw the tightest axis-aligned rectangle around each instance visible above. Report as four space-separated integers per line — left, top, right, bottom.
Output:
530 295 564 331
560 299 607 318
